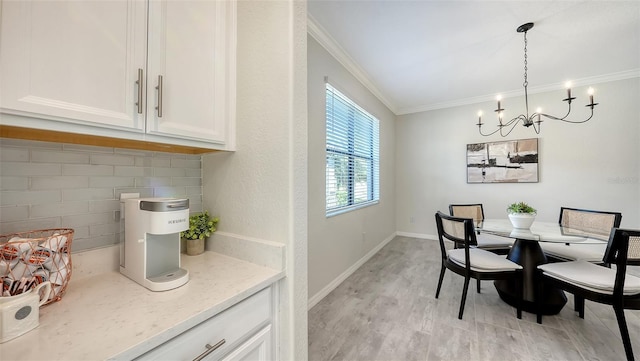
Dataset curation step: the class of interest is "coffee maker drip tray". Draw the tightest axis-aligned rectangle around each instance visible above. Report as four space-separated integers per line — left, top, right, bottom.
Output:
146 268 189 290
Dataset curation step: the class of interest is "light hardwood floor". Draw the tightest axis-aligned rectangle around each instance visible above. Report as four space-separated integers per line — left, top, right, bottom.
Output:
308 236 640 361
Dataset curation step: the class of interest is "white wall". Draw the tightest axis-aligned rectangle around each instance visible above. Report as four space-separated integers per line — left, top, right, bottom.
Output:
307 35 397 303
202 1 308 360
396 77 640 238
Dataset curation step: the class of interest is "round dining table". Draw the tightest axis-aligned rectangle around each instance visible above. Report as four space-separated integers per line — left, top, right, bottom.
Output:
476 219 608 315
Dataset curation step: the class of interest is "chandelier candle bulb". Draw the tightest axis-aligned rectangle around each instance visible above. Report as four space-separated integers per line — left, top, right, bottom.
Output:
588 87 595 105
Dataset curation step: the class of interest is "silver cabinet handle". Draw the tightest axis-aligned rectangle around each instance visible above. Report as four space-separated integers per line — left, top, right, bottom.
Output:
155 75 163 117
193 339 225 361
135 68 143 114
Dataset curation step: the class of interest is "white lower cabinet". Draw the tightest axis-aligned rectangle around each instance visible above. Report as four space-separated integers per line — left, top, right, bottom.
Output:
134 287 274 361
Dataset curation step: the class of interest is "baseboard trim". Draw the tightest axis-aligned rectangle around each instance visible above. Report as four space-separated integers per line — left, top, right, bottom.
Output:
308 232 396 310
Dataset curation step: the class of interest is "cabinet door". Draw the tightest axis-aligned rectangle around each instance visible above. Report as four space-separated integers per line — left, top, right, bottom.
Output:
219 326 272 361
146 0 235 144
0 0 146 131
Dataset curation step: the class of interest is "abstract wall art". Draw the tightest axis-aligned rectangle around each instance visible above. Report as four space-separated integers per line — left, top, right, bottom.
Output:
467 138 539 183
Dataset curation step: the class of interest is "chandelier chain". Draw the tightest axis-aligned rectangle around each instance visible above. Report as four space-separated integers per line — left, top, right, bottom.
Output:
523 32 528 89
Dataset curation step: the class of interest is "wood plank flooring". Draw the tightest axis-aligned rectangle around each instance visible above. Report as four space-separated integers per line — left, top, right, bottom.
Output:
308 236 640 361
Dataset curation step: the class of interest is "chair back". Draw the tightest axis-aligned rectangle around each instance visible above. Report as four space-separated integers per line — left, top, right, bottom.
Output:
449 204 484 223
602 228 640 296
435 211 477 261
559 207 622 238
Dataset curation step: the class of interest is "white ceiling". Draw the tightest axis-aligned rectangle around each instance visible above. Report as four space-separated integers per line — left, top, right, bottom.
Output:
307 0 640 115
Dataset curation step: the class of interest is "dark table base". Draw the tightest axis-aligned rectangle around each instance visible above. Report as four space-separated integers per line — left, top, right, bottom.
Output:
494 238 567 315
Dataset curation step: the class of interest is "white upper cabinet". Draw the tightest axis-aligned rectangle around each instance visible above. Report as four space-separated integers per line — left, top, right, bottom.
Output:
146 0 235 144
0 0 236 151
0 0 147 131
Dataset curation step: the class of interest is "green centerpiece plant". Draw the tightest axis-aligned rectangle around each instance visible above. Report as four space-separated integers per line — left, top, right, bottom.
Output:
507 201 537 215
506 202 536 229
181 211 219 255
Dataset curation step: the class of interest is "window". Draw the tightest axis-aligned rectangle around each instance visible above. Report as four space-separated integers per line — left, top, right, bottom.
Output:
325 83 379 216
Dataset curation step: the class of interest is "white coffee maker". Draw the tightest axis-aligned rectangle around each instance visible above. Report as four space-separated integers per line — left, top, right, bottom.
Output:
120 198 190 291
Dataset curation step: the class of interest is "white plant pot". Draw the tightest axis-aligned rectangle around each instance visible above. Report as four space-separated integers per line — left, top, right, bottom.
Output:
508 213 536 229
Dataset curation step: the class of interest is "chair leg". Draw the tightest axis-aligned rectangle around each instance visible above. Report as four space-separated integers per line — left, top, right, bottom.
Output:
477 278 481 293
515 272 522 319
435 264 446 299
536 274 543 324
613 305 635 361
458 277 471 320
574 296 585 319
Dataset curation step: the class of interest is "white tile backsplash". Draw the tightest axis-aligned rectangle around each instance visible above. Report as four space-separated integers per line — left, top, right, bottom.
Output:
62 188 114 201
0 147 29 161
154 167 187 177
0 190 62 206
0 176 29 190
171 158 201 169
89 176 135 188
90 153 136 166
0 205 29 221
1 162 62 175
62 164 113 176
31 149 89 163
30 202 89 217
31 175 89 189
114 165 152 177
0 138 204 252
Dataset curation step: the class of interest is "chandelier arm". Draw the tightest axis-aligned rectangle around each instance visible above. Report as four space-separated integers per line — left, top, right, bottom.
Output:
539 107 594 124
478 125 503 137
477 121 504 136
530 116 542 134
499 116 522 137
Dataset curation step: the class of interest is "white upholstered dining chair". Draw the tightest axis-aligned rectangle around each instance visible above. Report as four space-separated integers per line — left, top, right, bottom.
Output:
449 203 514 254
435 211 523 320
536 228 640 361
540 207 622 263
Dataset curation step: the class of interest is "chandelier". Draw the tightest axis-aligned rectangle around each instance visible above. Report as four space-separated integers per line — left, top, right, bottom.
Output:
477 22 598 137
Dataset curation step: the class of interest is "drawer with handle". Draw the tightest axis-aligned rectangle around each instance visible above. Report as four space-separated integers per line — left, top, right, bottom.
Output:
134 287 272 361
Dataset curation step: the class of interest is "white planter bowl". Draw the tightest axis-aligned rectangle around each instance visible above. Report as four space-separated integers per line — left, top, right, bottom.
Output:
508 213 536 229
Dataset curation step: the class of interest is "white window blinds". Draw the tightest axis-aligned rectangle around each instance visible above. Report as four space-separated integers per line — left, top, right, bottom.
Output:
325 83 380 215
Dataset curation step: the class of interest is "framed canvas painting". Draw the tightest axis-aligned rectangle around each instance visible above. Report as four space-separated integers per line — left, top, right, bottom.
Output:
467 138 539 183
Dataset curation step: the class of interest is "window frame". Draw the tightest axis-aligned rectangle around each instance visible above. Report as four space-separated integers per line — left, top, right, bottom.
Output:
325 82 380 217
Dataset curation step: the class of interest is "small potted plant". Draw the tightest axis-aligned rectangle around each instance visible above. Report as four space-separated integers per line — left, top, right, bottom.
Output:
507 201 537 229
181 211 219 255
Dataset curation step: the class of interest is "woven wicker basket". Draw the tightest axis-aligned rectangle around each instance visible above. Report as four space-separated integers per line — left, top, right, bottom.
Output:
0 228 73 306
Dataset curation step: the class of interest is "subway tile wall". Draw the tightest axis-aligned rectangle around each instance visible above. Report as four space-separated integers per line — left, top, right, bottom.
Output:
0 138 203 252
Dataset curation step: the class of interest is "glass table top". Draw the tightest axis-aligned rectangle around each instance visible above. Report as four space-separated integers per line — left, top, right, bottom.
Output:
477 219 609 243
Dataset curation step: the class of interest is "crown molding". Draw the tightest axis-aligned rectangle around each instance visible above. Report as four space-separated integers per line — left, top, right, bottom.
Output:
307 14 399 115
397 68 640 115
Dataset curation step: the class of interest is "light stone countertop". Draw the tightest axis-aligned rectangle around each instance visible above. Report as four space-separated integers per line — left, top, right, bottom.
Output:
0 251 284 361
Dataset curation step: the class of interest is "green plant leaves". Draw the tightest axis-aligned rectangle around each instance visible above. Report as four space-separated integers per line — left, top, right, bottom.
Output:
507 201 536 214
181 211 219 240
